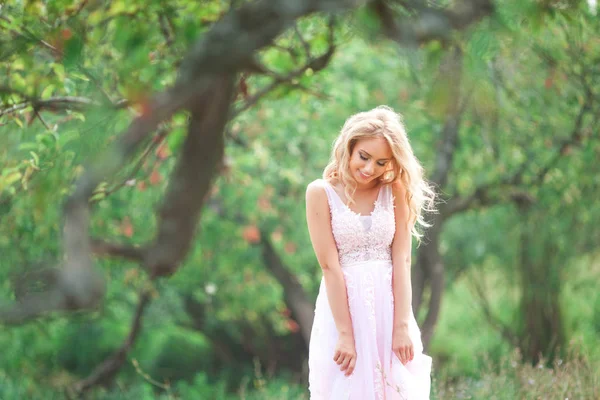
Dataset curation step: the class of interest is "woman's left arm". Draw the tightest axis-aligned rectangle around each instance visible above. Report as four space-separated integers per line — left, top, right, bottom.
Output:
390 180 415 365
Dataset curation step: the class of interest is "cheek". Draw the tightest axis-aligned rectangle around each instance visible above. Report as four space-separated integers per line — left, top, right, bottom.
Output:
377 167 387 176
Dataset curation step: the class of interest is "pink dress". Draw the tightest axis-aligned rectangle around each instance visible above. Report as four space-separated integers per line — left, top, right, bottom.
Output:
308 179 432 400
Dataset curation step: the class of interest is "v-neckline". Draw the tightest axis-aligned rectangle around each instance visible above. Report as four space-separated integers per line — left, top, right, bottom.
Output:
326 181 383 217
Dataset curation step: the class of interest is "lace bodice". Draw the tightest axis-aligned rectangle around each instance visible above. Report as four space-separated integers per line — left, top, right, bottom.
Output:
321 179 395 266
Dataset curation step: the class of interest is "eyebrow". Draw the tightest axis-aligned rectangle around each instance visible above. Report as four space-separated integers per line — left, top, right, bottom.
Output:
360 149 390 161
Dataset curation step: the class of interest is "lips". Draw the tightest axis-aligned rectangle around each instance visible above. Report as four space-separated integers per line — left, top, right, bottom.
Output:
359 170 372 180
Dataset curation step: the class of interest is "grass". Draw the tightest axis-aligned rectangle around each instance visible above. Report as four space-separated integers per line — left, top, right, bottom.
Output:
433 345 599 400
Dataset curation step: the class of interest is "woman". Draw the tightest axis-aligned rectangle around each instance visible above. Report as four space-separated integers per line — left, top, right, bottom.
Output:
306 106 434 399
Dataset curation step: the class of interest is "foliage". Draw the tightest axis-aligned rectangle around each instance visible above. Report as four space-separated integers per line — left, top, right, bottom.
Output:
1 0 599 398
433 345 599 400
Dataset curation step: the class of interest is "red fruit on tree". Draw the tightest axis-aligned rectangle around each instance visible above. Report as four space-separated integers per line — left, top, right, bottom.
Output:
286 319 300 333
242 225 261 244
121 217 134 238
284 241 297 254
156 143 170 160
280 307 292 317
61 28 73 41
257 196 271 211
149 169 162 185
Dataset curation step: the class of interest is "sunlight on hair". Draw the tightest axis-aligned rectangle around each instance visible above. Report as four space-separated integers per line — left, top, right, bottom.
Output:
323 106 436 241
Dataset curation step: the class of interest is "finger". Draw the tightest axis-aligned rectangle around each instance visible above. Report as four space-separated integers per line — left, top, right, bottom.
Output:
341 354 349 368
394 349 403 364
340 355 351 371
400 348 407 364
409 346 414 361
333 350 341 363
346 357 356 376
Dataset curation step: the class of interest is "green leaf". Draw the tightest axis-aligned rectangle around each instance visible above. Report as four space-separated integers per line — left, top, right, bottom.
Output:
51 63 66 82
40 84 55 98
0 171 22 192
63 36 85 69
17 142 38 151
167 127 187 152
29 151 40 167
89 191 106 202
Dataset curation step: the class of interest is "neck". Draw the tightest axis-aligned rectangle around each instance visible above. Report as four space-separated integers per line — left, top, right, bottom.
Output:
354 180 379 191
331 177 379 191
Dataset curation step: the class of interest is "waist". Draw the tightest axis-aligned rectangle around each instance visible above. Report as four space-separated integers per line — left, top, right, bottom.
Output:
340 259 392 269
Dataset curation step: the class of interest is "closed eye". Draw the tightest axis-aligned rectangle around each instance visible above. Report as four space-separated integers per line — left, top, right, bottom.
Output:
360 151 388 166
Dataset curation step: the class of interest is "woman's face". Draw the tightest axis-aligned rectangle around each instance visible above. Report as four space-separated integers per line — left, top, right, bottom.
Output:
348 137 393 187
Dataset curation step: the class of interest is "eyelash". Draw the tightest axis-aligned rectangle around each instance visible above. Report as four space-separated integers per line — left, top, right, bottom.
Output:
359 154 387 167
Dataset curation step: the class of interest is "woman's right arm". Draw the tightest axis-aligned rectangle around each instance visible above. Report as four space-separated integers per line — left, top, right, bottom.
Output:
305 181 356 376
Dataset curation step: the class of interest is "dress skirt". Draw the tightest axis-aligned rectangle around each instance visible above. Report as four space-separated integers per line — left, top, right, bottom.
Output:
308 260 432 400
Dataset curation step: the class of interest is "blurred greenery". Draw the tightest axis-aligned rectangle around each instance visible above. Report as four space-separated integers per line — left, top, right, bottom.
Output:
1 0 599 399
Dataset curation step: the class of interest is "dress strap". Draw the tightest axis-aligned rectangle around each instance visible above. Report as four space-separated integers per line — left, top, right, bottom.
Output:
321 179 344 211
381 183 395 210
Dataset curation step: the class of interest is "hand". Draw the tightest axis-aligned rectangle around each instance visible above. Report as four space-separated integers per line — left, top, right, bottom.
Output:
333 332 357 376
392 327 414 365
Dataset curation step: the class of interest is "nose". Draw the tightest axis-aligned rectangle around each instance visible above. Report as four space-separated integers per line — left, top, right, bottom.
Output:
363 162 374 174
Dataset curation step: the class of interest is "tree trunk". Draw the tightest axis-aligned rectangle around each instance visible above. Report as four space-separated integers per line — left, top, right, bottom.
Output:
413 217 444 350
182 295 306 376
261 234 314 349
411 252 428 317
518 210 565 364
411 47 464 349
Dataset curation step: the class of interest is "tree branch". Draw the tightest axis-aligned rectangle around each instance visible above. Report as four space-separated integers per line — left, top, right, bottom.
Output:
0 85 31 100
0 95 129 118
430 46 466 188
294 22 312 57
0 81 195 325
444 92 594 216
34 109 51 130
0 102 29 117
90 239 145 262
231 16 337 119
72 288 153 394
468 272 519 347
0 286 67 325
0 0 363 327
260 232 313 347
143 75 234 278
100 127 170 201
372 0 494 47
159 13 175 47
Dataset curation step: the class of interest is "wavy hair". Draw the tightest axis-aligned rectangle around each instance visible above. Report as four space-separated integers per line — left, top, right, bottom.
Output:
323 105 436 240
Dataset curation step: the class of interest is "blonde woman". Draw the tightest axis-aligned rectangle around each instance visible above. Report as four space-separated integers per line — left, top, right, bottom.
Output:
306 106 434 399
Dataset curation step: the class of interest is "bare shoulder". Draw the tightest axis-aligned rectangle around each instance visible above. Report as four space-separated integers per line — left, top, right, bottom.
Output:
306 178 326 195
306 179 332 225
391 180 413 226
390 180 408 200
305 179 327 204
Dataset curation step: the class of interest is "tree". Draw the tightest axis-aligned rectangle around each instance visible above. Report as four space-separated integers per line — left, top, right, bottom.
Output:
414 7 600 357
0 0 494 392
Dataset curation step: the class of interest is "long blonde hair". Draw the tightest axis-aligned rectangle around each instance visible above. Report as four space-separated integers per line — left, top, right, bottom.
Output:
323 105 436 240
